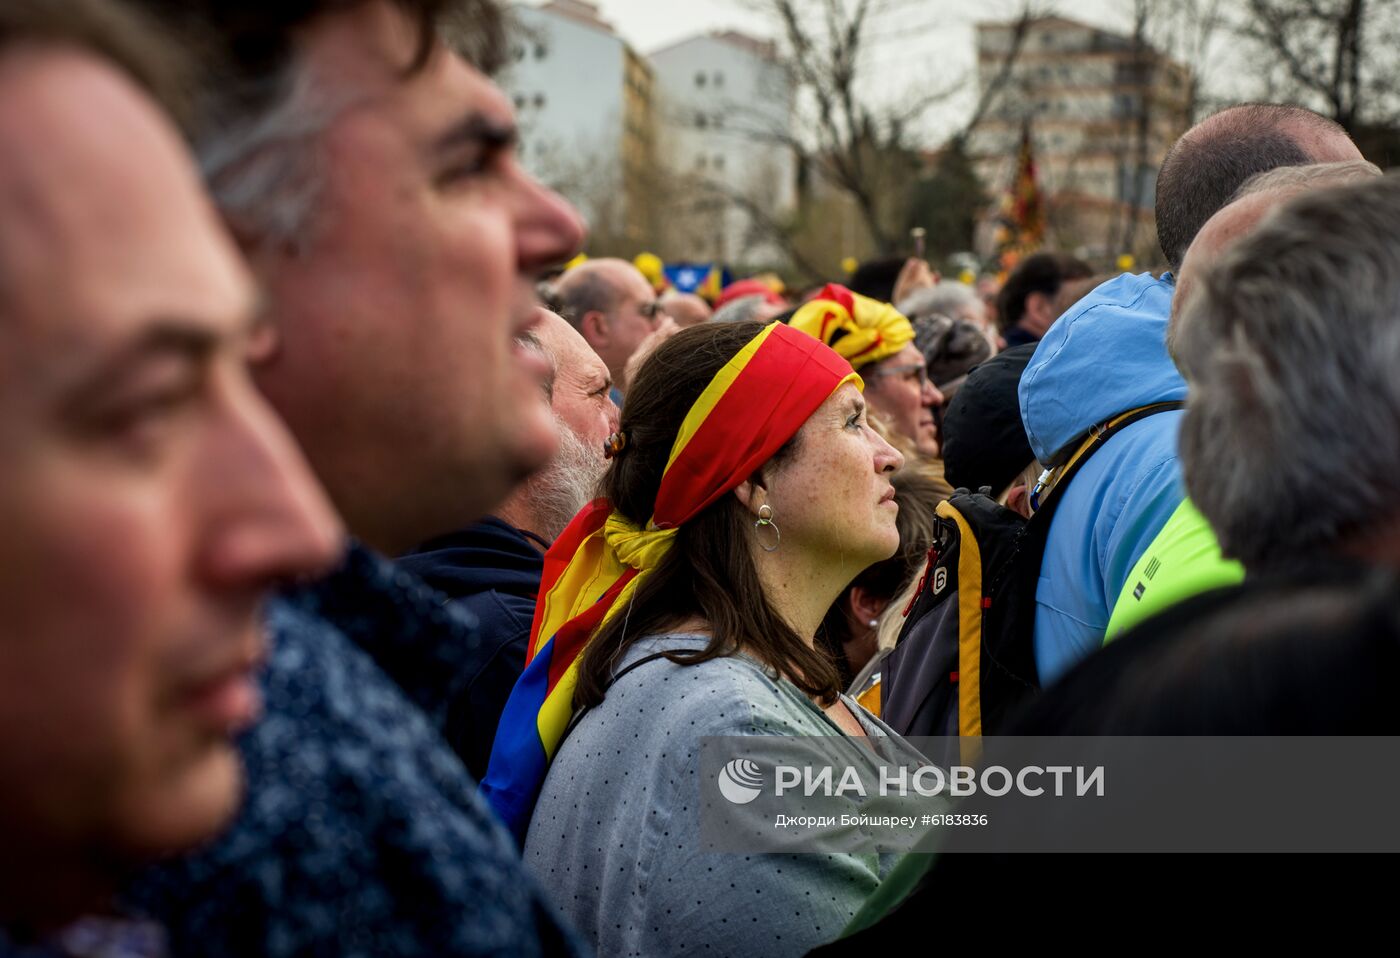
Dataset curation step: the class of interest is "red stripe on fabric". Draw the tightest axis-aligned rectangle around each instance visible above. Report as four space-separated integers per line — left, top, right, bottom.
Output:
528 498 612 660
654 323 851 525
822 284 855 314
812 284 857 347
543 567 639 694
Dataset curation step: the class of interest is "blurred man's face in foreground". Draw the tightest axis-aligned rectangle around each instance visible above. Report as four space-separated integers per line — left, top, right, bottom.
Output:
0 47 342 911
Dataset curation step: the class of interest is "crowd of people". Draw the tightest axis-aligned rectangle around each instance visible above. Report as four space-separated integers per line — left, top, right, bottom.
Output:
3 0 1399 955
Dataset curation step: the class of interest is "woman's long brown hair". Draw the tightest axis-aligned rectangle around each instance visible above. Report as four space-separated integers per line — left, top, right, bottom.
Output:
574 321 846 709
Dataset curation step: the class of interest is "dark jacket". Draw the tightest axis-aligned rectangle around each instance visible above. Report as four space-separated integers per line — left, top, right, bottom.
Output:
122 545 585 958
398 518 545 781
1001 324 1041 349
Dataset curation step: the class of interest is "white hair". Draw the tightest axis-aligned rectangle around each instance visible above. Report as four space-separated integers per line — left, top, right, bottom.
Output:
711 294 770 325
1230 159 1382 203
898 283 980 323
520 414 606 542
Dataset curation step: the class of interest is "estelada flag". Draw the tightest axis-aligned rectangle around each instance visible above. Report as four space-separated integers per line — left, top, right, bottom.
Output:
997 121 1044 257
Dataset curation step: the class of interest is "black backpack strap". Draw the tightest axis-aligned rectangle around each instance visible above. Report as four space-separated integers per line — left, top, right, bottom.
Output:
556 648 705 749
1030 401 1186 514
968 399 1186 733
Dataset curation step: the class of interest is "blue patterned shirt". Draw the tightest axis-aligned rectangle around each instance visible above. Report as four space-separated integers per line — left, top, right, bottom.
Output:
122 546 587 957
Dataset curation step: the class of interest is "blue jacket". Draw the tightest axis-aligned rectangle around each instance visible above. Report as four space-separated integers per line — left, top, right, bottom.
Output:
1018 272 1187 685
122 546 586 958
398 518 543 781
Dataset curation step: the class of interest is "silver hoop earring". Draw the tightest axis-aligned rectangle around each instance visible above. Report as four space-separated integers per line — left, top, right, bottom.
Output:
754 503 781 553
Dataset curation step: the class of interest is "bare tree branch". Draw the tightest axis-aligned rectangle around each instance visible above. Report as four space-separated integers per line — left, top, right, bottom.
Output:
686 175 828 282
960 2 1040 138
1233 0 1400 132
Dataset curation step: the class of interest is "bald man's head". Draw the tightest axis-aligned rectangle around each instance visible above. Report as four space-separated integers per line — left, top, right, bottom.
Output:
1168 159 1382 363
552 258 663 390
1168 192 1280 359
660 290 712 327
1155 104 1361 271
553 259 652 324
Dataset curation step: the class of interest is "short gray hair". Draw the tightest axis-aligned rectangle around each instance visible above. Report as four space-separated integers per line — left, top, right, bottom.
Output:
1231 159 1382 203
197 65 343 250
1176 173 1400 567
897 283 980 323
711 294 769 324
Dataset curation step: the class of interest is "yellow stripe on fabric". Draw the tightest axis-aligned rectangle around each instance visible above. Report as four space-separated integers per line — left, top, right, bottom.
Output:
856 678 882 717
1038 404 1182 505
538 659 579 760
664 321 778 474
535 562 651 759
936 499 984 764
604 513 678 580
532 529 627 663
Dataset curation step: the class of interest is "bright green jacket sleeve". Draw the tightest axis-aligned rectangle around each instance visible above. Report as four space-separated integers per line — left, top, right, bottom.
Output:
1105 497 1244 641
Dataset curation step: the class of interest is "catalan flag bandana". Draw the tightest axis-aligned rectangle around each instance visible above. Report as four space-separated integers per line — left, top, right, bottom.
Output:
481 322 860 839
788 283 915 371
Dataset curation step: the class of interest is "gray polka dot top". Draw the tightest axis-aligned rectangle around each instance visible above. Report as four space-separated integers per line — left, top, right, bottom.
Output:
522 634 908 958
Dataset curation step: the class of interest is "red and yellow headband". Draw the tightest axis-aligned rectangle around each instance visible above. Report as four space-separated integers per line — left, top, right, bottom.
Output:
480 322 860 836
788 283 915 371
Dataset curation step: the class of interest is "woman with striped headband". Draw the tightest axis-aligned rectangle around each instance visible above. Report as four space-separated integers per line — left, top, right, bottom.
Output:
483 320 925 956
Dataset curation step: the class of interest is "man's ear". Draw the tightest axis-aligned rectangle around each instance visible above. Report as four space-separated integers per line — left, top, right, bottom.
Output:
581 310 610 347
1025 290 1055 328
848 585 888 626
1005 483 1033 519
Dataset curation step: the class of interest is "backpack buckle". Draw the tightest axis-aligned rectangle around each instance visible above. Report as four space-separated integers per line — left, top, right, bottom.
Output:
1028 467 1055 513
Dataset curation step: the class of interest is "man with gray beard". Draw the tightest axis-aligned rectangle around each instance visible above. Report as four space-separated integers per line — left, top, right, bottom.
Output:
401 309 616 780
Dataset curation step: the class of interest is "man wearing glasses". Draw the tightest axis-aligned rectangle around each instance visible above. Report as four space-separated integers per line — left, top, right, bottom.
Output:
554 258 673 401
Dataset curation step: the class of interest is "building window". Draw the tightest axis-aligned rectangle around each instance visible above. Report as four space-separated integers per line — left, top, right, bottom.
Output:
535 43 547 59
696 113 709 129
696 71 707 87
513 95 525 109
697 155 707 169
713 113 723 129
714 154 726 170
715 72 724 87
534 93 545 108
